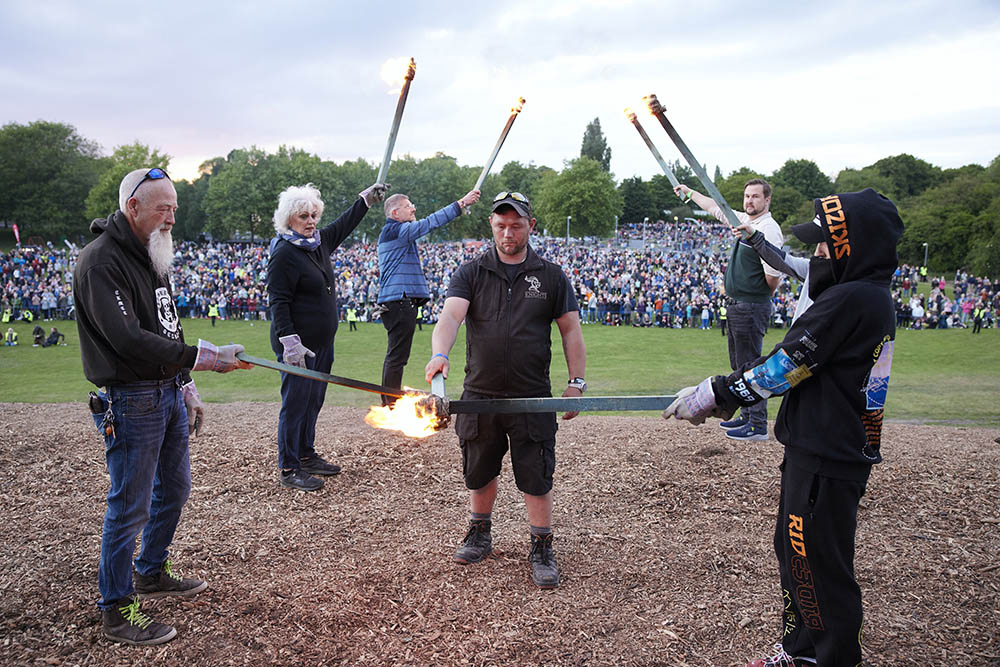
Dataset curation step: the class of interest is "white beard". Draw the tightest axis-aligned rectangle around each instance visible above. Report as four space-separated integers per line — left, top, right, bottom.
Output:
147 227 174 278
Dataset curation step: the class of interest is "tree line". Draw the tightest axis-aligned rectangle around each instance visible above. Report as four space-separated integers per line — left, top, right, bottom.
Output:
1 119 997 276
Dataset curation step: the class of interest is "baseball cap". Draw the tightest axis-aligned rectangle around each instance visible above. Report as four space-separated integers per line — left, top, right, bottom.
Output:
791 215 825 244
491 191 532 217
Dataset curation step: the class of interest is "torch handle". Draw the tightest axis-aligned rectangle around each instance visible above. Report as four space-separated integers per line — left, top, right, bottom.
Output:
376 58 416 186
644 95 746 235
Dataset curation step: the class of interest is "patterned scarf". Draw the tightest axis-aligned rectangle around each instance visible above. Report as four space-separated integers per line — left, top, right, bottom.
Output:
276 229 321 251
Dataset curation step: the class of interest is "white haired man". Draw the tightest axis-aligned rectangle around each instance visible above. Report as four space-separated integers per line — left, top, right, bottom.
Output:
74 168 253 645
376 188 480 405
267 181 387 491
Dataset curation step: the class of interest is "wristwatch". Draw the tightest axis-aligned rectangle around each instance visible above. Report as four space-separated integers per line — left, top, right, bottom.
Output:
568 377 587 393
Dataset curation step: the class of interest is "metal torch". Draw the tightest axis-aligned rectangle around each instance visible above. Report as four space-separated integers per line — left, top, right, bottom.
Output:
643 94 747 236
465 97 526 214
376 57 417 186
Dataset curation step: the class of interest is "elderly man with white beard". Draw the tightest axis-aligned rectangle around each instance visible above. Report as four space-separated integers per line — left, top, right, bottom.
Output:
73 168 252 647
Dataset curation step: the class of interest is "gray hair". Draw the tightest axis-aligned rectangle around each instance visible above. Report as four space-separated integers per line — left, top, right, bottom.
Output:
273 184 325 235
384 193 409 219
119 168 153 211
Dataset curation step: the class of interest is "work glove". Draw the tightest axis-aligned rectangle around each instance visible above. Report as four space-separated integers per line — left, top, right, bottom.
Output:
360 183 389 207
192 339 252 373
279 334 315 368
181 380 205 436
662 377 733 425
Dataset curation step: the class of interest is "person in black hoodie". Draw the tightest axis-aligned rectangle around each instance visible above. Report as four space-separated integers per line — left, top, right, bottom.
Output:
74 168 252 646
663 189 903 667
267 182 386 492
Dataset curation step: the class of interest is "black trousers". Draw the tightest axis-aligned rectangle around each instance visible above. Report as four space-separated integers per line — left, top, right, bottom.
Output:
380 300 417 404
775 457 870 666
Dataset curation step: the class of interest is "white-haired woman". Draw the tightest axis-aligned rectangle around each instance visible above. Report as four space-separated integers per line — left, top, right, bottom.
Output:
267 181 386 492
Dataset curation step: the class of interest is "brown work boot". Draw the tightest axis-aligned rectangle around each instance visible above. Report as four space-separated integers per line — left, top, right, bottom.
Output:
102 596 176 646
134 560 208 599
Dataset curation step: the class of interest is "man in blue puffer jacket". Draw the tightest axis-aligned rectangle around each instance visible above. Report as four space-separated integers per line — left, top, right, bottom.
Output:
376 187 480 404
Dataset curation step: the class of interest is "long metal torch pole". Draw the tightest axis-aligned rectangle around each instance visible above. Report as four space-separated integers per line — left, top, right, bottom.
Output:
465 98 525 215
625 108 681 189
376 58 416 186
644 94 745 234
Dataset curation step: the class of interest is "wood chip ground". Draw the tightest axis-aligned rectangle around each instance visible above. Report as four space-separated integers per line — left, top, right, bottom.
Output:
1 404 998 665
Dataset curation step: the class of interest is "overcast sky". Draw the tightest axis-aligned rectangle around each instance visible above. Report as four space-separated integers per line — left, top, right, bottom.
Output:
2 0 999 185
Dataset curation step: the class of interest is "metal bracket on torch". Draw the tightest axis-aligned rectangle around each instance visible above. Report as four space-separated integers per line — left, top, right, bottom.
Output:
430 372 676 414
643 94 748 238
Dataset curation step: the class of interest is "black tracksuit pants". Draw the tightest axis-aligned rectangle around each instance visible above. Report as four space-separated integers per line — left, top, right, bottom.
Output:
380 300 417 405
775 457 870 666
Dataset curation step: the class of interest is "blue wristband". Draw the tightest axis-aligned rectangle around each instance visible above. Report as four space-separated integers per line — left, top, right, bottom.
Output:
433 353 448 360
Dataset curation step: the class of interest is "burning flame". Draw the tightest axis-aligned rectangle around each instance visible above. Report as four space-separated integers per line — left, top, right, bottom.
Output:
379 57 416 95
512 97 526 114
624 107 637 123
364 391 443 438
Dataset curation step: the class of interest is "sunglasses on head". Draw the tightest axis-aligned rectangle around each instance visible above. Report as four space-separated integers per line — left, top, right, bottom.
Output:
127 168 170 200
493 191 529 204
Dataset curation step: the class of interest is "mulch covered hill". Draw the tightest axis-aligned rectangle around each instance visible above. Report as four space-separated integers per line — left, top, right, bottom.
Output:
1 403 998 666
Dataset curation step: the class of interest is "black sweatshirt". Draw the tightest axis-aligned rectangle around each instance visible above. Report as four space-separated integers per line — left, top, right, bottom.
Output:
267 198 369 355
711 189 904 479
73 211 196 387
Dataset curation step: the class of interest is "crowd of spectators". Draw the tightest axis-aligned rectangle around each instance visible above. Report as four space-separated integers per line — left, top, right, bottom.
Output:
3 227 998 337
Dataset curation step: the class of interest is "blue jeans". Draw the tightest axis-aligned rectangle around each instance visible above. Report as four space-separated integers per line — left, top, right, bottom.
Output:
726 301 772 429
277 342 333 469
96 378 191 609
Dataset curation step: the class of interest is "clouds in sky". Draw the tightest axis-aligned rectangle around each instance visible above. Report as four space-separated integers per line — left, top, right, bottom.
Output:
2 0 998 182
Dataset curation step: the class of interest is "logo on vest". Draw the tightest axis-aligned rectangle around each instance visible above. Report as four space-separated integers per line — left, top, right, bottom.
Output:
156 287 179 336
524 275 547 299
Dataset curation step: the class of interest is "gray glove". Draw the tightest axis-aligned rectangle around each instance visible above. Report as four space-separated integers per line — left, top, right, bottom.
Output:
181 380 204 436
662 377 733 425
192 339 252 373
360 183 389 207
279 334 315 368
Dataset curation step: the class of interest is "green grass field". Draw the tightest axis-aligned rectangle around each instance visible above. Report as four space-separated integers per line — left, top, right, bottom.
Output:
1 317 997 426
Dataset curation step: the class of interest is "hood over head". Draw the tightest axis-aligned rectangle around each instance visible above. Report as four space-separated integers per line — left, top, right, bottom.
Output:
812 188 903 286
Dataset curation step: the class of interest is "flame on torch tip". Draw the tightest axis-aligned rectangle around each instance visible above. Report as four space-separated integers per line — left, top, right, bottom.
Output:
364 391 445 439
512 97 526 114
643 94 663 114
380 57 416 95
624 107 637 122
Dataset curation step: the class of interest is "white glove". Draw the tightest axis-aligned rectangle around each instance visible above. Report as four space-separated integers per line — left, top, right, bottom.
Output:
279 334 315 368
359 183 389 207
192 339 252 373
662 377 732 425
181 381 205 436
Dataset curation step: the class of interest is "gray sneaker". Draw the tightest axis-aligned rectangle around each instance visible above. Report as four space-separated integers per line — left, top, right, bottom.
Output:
102 596 177 646
454 520 493 564
134 560 208 599
529 533 559 589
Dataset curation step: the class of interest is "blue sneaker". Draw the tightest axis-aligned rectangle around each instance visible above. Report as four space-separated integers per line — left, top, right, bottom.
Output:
726 423 769 441
720 413 749 429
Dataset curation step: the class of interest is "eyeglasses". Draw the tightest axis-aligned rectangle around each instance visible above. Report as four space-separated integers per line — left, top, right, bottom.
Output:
127 168 170 200
493 191 530 205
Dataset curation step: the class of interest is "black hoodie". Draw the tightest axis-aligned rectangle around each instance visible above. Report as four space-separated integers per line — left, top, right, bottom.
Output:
712 189 904 479
73 211 196 387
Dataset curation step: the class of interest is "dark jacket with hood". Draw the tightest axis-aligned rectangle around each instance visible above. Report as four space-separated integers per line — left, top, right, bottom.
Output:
711 189 904 480
73 211 196 387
